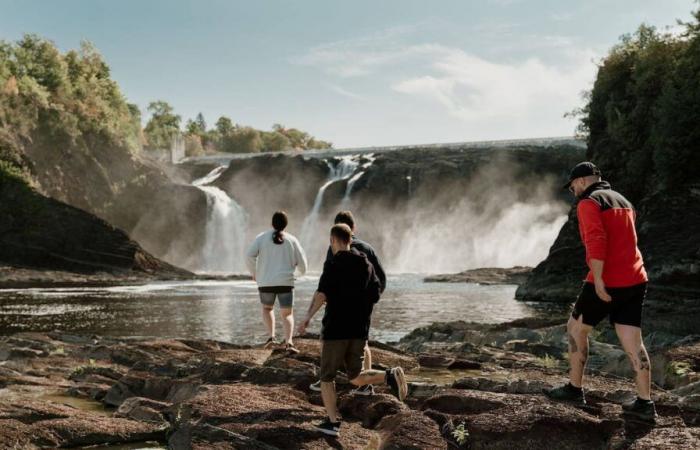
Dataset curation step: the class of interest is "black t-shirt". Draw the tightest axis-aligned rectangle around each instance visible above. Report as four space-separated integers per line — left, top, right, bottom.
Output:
323 236 387 293
317 249 381 340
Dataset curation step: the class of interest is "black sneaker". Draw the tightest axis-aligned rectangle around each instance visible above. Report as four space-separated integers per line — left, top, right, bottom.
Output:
543 383 586 405
386 367 408 402
314 418 341 437
309 380 322 392
622 398 657 422
351 384 375 396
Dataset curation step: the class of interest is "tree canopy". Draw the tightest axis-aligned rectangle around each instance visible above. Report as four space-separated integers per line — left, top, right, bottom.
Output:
574 10 700 198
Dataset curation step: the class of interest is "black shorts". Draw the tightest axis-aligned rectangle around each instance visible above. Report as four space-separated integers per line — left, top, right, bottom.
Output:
571 282 647 328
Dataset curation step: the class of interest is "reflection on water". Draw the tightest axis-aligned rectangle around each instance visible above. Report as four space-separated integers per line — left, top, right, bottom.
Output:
0 274 541 344
40 393 113 416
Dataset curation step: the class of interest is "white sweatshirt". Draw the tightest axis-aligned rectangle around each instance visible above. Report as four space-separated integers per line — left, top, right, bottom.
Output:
245 230 308 287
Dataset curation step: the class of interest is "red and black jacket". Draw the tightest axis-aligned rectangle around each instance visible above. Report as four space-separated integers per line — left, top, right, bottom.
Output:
576 181 648 287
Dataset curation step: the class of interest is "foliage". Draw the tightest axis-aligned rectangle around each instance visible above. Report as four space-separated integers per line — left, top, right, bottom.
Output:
452 421 469 446
575 10 700 199
535 353 559 369
143 100 181 150
0 35 142 183
261 130 291 152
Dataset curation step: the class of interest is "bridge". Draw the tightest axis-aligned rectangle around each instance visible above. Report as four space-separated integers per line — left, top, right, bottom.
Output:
180 136 585 165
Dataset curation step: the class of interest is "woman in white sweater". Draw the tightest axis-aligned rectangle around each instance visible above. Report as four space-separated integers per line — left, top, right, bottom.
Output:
246 211 308 352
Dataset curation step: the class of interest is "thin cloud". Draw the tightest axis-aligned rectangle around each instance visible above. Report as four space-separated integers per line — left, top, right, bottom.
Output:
325 83 367 101
391 44 596 122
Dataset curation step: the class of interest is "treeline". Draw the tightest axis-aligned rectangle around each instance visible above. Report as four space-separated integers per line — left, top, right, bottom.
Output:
0 35 332 186
575 9 700 201
0 35 142 182
142 101 332 156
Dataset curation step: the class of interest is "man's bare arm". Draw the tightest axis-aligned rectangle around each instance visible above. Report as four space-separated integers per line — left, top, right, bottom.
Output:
589 258 612 302
297 291 326 335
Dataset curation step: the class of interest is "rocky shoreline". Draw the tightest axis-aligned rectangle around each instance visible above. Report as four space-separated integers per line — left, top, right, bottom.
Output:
424 267 533 285
1 317 698 449
0 266 251 290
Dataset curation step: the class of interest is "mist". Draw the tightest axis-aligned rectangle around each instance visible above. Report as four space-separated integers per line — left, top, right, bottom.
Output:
177 153 573 275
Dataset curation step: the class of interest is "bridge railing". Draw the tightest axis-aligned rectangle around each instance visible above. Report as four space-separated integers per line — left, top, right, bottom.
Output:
181 136 585 164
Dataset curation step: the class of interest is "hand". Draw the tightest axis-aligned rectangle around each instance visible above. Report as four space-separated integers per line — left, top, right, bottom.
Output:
297 319 310 336
594 278 612 302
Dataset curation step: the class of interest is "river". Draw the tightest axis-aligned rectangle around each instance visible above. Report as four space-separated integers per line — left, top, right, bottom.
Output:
0 274 551 344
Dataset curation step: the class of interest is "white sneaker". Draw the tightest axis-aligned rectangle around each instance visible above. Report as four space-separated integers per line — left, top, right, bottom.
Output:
351 384 375 396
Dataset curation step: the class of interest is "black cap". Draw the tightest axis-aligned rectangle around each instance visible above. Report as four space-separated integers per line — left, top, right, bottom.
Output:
563 162 601 190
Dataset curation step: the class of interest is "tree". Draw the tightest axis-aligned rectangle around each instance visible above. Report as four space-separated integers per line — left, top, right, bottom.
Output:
195 113 206 133
261 131 291 152
219 126 262 153
215 116 234 135
143 101 181 150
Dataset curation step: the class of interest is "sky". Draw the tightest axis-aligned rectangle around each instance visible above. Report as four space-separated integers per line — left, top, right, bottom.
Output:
1 0 695 148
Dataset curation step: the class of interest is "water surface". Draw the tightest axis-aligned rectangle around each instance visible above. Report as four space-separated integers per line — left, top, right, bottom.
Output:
0 274 542 344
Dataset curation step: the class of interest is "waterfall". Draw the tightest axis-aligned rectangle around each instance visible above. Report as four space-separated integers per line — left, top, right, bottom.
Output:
300 156 360 251
340 153 375 208
192 166 248 273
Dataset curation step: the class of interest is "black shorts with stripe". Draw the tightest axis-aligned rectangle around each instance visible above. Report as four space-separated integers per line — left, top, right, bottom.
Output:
571 282 647 328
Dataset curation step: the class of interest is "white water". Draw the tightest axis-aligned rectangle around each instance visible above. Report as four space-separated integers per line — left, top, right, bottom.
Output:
341 154 375 208
192 167 248 273
299 156 360 250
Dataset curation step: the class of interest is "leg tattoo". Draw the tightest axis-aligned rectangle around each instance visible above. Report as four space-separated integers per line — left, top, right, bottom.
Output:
638 350 650 371
568 332 578 354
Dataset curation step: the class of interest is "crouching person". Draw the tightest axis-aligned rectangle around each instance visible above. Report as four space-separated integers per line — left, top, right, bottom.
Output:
297 224 407 437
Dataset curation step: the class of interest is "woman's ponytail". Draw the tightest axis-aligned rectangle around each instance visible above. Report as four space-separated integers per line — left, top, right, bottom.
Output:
271 211 288 245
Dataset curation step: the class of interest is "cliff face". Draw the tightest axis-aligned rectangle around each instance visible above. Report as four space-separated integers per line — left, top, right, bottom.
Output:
183 143 585 272
0 170 189 277
516 22 700 303
516 183 700 303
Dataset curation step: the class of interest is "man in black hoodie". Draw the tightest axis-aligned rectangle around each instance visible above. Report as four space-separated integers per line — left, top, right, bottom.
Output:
297 224 407 437
308 210 386 395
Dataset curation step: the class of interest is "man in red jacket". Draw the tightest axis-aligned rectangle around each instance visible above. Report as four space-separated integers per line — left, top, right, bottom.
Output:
544 162 656 422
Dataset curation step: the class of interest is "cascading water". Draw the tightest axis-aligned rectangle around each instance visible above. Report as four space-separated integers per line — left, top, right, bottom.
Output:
340 153 375 208
300 156 360 252
192 166 248 273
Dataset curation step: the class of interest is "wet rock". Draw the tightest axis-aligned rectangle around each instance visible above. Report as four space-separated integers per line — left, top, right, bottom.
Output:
339 392 408 428
376 411 445 450
0 399 75 423
68 365 125 382
407 382 441 402
423 390 507 414
452 377 509 393
39 414 166 447
435 390 622 449
0 419 56 449
448 359 482 370
243 361 316 388
115 397 170 423
418 354 456 368
424 266 532 285
170 383 380 449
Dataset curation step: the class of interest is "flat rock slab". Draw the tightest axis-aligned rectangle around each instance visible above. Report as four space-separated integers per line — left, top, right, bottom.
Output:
173 383 380 449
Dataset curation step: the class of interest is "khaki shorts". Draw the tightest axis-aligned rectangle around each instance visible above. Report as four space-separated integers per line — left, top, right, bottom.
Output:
319 339 366 382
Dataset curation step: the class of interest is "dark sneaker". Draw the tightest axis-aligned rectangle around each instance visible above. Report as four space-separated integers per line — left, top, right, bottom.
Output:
285 342 300 354
309 380 322 392
352 384 375 396
263 337 277 349
622 398 657 422
543 383 586 405
314 418 341 437
386 367 408 401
